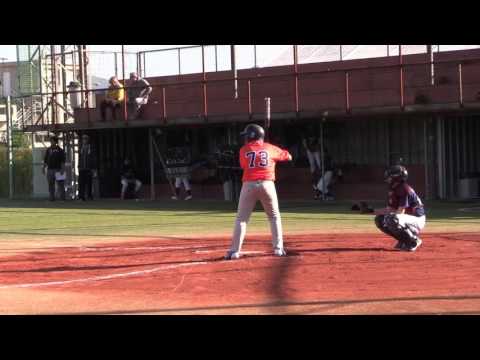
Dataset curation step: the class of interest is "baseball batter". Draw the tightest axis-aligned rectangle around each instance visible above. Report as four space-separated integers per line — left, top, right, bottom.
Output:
225 124 293 260
374 165 426 251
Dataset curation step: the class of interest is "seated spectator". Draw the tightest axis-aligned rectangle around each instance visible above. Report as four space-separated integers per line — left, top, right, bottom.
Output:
100 76 125 121
127 72 152 120
120 158 142 200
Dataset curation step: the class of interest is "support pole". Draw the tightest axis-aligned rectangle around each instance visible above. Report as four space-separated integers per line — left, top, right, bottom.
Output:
136 52 140 77
265 97 271 140
149 128 155 200
231 45 238 99
77 45 85 109
6 96 14 199
427 45 434 86
82 45 89 107
247 80 252 119
38 47 45 126
399 45 404 109
345 71 350 113
122 45 128 122
320 116 326 200
424 118 430 200
61 45 68 123
458 63 464 107
293 45 299 114
178 48 181 75
115 52 118 77
50 45 57 127
202 45 208 120
143 53 146 78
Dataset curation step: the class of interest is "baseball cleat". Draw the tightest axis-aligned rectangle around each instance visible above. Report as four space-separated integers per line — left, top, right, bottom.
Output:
394 241 407 250
184 195 192 200
224 251 240 260
274 248 287 257
407 238 422 252
171 196 178 200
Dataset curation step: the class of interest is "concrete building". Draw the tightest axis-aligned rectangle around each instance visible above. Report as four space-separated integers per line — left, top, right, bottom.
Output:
0 61 18 143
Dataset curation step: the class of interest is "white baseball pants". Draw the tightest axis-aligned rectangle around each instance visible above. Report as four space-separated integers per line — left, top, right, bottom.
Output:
175 177 191 191
396 214 426 235
121 178 142 193
317 170 333 193
306 150 321 173
230 180 284 253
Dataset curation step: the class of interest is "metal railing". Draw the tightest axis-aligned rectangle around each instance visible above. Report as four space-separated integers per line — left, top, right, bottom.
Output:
136 45 480 78
16 53 480 129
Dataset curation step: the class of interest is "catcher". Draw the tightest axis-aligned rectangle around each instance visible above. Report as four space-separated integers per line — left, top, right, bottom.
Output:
374 165 426 252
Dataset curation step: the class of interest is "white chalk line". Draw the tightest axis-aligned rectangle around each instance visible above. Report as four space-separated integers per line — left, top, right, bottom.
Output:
458 207 480 213
193 250 267 255
0 244 222 254
0 245 212 252
80 245 213 252
0 261 208 290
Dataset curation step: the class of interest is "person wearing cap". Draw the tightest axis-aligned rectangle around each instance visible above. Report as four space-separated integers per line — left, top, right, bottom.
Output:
100 76 125 121
78 134 97 201
126 72 152 120
43 135 66 201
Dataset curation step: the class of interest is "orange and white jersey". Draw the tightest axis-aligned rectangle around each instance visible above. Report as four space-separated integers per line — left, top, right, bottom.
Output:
239 140 291 182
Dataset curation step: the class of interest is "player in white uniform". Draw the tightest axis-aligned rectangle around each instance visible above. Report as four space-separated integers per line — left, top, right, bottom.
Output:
225 124 293 260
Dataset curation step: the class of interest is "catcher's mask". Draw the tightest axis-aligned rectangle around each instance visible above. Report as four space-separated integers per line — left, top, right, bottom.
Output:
384 165 408 184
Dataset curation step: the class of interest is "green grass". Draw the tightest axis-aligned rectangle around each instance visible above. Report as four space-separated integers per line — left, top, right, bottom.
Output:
0 199 479 244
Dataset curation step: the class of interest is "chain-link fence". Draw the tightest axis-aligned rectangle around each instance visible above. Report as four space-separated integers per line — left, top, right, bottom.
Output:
0 97 33 198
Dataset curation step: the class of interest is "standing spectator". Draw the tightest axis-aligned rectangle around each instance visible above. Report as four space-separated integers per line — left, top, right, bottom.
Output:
43 135 66 202
100 76 125 121
78 134 97 201
120 158 142 200
169 147 193 201
302 134 321 196
127 72 152 120
316 148 335 200
172 175 193 201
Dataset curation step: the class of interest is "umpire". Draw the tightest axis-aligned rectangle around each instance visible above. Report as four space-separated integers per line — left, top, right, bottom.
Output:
43 135 66 201
78 134 97 201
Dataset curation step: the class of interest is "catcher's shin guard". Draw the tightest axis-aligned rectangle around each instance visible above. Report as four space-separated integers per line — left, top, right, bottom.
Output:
375 214 396 238
384 214 417 246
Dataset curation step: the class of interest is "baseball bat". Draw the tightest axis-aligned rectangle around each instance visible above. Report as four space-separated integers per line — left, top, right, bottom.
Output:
151 137 177 197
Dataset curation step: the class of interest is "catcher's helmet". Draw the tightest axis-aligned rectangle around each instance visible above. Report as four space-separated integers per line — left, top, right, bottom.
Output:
240 124 265 141
384 165 408 183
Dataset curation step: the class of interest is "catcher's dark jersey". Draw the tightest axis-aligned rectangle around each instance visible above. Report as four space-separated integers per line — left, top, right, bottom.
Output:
388 183 425 217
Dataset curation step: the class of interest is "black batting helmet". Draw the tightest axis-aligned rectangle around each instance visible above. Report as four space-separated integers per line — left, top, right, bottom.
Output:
384 165 408 183
240 124 265 141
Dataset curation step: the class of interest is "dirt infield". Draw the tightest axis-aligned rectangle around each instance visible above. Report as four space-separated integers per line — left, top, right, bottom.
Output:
0 232 479 315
